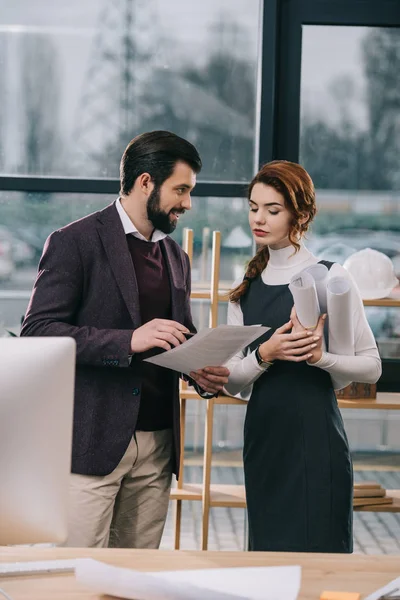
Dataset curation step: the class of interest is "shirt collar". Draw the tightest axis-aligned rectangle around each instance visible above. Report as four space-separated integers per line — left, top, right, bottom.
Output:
268 241 312 269
115 197 167 243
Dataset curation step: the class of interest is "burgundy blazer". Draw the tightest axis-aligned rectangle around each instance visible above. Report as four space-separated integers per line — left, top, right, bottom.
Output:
20 201 195 477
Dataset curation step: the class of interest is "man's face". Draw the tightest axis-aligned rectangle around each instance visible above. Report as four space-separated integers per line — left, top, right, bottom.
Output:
147 161 196 234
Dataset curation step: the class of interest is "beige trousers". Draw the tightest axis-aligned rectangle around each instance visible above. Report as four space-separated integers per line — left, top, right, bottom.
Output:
65 429 173 548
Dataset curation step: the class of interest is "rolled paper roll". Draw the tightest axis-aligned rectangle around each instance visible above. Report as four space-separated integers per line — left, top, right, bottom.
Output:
289 270 320 329
303 263 329 314
326 276 354 356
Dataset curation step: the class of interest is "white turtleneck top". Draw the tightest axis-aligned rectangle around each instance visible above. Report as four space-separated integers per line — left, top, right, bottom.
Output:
225 243 382 398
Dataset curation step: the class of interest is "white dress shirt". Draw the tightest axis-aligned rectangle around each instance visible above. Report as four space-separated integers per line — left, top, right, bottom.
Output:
225 243 382 398
116 198 215 397
115 197 167 242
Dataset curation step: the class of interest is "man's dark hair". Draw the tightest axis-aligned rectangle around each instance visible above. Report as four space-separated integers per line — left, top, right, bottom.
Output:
119 130 202 196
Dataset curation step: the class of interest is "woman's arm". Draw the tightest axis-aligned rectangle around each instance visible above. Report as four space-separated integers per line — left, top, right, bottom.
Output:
224 297 317 397
309 264 382 390
223 299 271 399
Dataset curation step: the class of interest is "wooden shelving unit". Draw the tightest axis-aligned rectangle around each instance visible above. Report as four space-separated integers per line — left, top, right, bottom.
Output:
171 228 400 550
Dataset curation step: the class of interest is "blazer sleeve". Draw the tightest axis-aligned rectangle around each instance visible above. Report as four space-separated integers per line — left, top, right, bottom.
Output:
20 229 133 368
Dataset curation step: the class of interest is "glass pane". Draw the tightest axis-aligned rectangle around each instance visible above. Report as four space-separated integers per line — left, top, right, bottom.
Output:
0 0 260 181
300 25 400 358
0 193 251 330
171 196 253 286
300 26 400 456
0 192 115 332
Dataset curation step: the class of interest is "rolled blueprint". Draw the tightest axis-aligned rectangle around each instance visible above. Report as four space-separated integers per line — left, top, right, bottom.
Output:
289 270 320 329
326 276 354 356
302 263 329 314
75 559 243 600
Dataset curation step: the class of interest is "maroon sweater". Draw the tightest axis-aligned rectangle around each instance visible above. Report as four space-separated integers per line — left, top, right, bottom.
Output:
126 234 175 430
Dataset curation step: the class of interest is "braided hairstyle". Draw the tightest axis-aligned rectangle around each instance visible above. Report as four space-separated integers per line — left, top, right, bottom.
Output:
229 160 317 303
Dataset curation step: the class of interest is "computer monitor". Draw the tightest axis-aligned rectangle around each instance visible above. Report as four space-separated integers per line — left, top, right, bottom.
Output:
0 337 75 545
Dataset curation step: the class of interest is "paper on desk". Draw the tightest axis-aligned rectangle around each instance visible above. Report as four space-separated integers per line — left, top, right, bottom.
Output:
289 270 320 329
75 558 301 600
364 575 400 600
326 276 354 356
156 566 301 600
143 325 269 376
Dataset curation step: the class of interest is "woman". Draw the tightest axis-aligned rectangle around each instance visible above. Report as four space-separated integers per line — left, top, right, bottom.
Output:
225 160 381 553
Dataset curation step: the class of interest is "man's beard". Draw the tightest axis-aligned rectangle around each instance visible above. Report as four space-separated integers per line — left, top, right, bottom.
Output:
147 186 183 234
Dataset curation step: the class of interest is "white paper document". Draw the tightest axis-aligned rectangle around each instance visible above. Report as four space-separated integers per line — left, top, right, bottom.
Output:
143 325 269 376
75 558 301 600
364 575 400 600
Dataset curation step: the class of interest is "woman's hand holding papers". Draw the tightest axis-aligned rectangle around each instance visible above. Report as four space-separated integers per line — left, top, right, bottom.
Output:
189 366 230 395
290 307 326 364
258 319 320 363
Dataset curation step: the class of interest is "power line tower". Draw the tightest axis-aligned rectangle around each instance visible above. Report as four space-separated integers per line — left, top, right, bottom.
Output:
74 0 158 176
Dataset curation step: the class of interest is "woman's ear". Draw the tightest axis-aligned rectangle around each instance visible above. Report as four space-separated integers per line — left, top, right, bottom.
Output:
299 212 309 228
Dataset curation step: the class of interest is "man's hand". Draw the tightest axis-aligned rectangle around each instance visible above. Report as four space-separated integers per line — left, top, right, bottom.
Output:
290 306 326 364
130 319 190 353
189 366 230 395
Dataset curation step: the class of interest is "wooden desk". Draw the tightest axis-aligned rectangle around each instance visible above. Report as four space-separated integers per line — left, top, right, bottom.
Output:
0 547 399 600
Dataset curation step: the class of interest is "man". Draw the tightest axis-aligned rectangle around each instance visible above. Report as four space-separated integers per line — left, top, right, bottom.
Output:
21 131 229 548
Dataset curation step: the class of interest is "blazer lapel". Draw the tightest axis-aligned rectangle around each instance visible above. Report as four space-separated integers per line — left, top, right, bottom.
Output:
96 203 142 327
161 238 186 323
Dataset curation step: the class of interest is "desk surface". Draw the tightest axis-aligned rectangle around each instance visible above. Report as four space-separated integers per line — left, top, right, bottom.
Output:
0 547 399 600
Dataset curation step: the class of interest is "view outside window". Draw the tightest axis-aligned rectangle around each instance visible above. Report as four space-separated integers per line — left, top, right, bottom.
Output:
300 26 400 359
0 192 252 333
0 0 260 181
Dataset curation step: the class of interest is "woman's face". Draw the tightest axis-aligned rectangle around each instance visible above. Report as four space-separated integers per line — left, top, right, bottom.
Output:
248 183 293 250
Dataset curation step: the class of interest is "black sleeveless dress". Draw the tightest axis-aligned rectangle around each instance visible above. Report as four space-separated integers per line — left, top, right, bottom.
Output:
241 261 353 553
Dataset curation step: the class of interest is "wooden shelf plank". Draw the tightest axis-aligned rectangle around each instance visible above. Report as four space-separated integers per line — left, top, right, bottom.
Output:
338 392 400 410
171 485 400 512
170 483 246 507
170 484 203 501
209 484 246 508
190 286 400 307
180 389 400 409
363 298 400 307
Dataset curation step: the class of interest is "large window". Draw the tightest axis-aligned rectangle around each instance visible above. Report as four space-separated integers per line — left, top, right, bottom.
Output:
0 0 260 181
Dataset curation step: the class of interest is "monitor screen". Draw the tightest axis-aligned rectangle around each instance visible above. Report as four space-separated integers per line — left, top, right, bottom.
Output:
0 337 75 545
